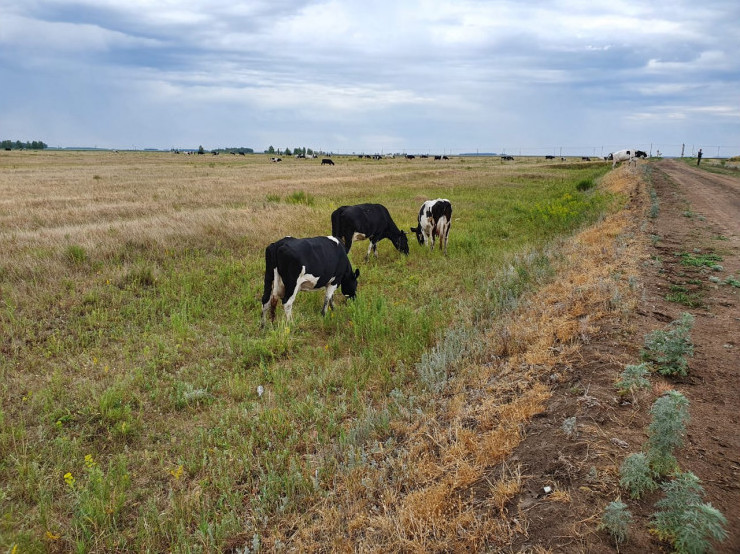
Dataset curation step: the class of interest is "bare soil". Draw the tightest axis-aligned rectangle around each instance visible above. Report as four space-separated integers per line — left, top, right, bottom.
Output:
507 160 740 552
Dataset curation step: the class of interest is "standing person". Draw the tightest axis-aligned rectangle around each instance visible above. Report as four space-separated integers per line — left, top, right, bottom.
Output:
697 148 703 165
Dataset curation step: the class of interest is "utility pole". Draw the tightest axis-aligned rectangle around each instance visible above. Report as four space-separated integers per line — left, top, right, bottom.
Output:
681 143 685 157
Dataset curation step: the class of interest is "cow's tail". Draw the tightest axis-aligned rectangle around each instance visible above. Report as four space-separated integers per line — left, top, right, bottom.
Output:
331 209 351 252
262 243 278 309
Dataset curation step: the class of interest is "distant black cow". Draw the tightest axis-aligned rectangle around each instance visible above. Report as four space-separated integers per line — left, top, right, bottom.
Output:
410 199 452 255
545 155 555 160
442 155 449 160
331 204 409 261
434 155 442 160
582 156 591 161
405 155 415 159
321 158 335 165
501 155 514 161
261 236 359 325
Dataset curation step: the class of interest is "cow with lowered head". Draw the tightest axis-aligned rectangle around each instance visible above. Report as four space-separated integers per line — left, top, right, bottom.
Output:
331 203 409 260
261 236 359 325
411 198 452 255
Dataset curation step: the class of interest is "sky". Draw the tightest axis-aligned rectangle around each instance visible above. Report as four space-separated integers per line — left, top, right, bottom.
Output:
1 0 738 156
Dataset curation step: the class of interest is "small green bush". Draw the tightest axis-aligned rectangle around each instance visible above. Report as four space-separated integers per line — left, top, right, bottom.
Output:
652 471 728 553
642 312 694 377
616 362 651 396
646 390 690 475
599 500 632 546
619 452 657 499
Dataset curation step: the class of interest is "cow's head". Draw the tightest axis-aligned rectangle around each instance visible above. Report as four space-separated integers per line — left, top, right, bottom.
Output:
341 268 360 299
394 233 410 255
410 225 424 246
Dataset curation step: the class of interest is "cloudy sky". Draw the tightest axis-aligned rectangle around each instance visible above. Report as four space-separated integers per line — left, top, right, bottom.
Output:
1 0 738 156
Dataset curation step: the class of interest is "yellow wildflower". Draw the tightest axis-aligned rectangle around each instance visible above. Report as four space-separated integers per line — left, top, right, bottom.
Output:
84 454 96 469
64 472 75 488
46 530 60 540
170 465 184 480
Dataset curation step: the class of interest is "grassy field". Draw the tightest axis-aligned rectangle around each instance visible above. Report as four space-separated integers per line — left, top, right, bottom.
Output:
0 151 614 551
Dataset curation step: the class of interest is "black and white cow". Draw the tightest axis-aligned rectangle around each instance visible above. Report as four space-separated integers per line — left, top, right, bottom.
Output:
261 236 359 325
321 158 335 165
410 199 452 255
331 203 409 260
610 149 648 168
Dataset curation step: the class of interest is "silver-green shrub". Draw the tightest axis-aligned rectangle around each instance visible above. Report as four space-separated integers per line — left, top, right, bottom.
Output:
642 312 694 377
646 390 690 475
619 452 657 499
652 471 728 553
616 362 651 396
599 500 633 546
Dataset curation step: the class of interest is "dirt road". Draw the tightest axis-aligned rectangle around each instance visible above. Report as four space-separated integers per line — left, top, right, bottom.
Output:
656 159 740 237
509 159 740 552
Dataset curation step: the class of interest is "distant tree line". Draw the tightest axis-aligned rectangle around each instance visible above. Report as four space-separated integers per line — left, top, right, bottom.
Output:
265 146 316 156
2 140 48 150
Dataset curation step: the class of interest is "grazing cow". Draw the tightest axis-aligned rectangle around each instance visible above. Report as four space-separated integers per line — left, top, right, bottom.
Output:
434 155 442 160
582 156 591 161
331 203 409 261
501 155 514 161
270 157 282 163
410 199 452 255
261 236 359 325
321 158 335 165
442 155 449 160
610 149 647 168
405 154 415 159
545 155 555 160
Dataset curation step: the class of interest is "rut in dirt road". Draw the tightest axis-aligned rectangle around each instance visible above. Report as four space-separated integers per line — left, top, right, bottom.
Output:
655 159 740 237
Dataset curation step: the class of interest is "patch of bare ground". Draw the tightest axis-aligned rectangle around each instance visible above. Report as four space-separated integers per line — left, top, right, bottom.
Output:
508 160 740 553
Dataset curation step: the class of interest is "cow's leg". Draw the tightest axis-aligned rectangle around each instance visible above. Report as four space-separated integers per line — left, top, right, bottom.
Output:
365 241 373 261
442 222 451 255
322 284 338 316
261 268 283 326
280 269 300 323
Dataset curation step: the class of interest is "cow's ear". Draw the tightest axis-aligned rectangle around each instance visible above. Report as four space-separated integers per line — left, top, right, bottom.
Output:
409 226 417 233
354 268 360 279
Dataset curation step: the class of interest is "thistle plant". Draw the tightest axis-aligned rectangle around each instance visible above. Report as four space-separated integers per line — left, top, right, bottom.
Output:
619 452 657 499
652 471 728 553
599 499 633 546
646 390 690 476
642 313 694 377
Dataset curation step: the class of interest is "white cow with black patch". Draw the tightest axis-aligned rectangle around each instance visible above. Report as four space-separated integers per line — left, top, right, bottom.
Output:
261 236 360 325
410 198 452 255
611 149 648 168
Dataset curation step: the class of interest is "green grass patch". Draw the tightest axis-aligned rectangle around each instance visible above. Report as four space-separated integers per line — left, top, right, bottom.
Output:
679 251 722 268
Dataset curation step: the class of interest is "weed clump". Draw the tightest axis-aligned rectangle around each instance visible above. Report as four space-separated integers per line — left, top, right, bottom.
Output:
285 190 315 206
616 362 651 397
646 390 690 476
599 499 633 546
652 471 728 553
619 452 658 499
642 312 694 377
